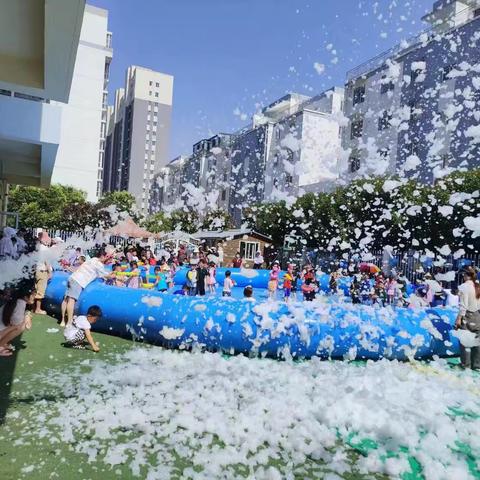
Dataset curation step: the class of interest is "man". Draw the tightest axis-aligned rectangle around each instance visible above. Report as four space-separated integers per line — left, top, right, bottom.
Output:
61 247 115 327
253 251 264 269
34 232 52 314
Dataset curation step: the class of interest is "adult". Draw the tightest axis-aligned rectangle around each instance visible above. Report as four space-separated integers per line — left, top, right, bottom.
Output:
217 243 224 267
34 232 53 314
0 227 17 260
61 247 114 327
145 249 157 266
232 252 243 269
253 251 264 269
15 229 28 257
455 267 480 370
0 282 35 356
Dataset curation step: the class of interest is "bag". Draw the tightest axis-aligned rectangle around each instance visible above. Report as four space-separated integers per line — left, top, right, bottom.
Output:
463 310 480 333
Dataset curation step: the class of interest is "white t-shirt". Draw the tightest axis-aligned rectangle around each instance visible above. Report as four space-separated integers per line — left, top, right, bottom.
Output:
458 281 480 316
70 258 108 288
254 255 264 265
0 299 27 331
64 315 91 341
36 243 51 272
223 277 234 293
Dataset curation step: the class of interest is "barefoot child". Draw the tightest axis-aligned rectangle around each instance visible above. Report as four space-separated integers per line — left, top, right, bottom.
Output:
63 305 102 352
283 267 294 303
207 262 217 294
223 270 235 297
268 262 280 300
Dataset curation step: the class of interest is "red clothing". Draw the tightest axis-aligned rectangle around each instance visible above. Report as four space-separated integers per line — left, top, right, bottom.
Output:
232 258 243 268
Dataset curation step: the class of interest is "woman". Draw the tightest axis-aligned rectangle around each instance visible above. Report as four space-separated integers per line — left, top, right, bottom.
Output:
0 283 35 356
455 267 480 370
232 253 243 269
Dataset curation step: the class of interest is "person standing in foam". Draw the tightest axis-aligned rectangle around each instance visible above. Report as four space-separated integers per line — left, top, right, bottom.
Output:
61 247 115 327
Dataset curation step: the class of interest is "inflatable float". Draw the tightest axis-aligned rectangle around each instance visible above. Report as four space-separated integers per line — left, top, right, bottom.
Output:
44 270 460 361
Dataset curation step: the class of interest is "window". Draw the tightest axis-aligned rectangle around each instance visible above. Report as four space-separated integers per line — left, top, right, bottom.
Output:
407 141 419 156
285 174 293 186
156 82 160 87
378 111 392 131
441 153 452 168
349 153 360 173
149 81 153 86
275 129 281 140
155 92 159 98
149 91 152 96
240 241 259 260
442 65 455 81
221 189 226 201
223 172 228 181
378 147 390 159
350 117 363 139
352 85 365 106
380 76 395 94
273 153 280 167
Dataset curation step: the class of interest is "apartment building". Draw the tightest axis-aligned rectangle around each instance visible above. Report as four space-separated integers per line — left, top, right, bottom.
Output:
103 66 174 214
342 0 480 182
151 88 345 225
50 4 113 201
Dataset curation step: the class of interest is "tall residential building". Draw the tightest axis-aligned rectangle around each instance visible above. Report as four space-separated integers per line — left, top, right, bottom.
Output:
0 0 85 224
103 66 174 214
150 88 345 226
49 4 112 201
342 0 480 183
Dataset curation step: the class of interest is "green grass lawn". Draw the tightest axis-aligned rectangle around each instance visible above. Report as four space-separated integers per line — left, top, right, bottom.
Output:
0 314 151 480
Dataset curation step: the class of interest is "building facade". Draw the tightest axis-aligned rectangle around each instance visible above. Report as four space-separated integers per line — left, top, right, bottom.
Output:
150 89 345 226
102 66 174 214
342 0 480 182
50 4 113 201
0 0 85 224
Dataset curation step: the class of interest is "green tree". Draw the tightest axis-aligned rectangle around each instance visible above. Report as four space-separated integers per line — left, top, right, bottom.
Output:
98 191 139 221
169 209 199 234
142 212 173 233
201 209 234 231
9 184 87 229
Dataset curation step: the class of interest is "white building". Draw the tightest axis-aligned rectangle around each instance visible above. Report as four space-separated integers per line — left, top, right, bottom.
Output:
103 66 174 215
0 0 85 223
50 4 113 201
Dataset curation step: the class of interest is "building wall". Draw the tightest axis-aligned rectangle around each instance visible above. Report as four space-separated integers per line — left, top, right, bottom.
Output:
341 7 480 182
50 5 112 201
219 235 270 267
103 66 173 214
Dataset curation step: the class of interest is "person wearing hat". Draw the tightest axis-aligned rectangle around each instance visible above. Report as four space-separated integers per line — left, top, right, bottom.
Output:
34 232 53 314
60 246 115 327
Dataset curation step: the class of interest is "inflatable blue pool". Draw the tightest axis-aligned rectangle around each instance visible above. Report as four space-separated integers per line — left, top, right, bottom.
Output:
44 271 460 361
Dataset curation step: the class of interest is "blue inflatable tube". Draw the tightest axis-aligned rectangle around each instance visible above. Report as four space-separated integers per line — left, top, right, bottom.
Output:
44 272 460 361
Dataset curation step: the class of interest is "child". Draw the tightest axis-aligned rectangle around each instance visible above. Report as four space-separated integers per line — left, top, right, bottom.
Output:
173 284 189 295
268 263 280 300
385 276 398 305
196 259 208 296
186 265 197 296
302 278 316 302
350 277 361 304
63 305 102 351
207 261 217 294
329 271 339 295
283 267 294 303
153 266 168 292
244 286 255 302
110 263 126 287
223 270 235 297
127 261 141 289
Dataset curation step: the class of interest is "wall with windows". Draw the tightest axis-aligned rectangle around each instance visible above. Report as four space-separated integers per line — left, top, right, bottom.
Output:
341 7 480 183
50 5 112 201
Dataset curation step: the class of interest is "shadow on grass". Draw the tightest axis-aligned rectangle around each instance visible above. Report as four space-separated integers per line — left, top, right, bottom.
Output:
0 334 25 425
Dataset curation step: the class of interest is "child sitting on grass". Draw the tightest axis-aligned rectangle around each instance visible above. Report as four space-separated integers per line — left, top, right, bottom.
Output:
63 305 102 352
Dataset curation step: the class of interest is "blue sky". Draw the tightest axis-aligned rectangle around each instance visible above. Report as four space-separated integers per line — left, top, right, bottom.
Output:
89 0 433 159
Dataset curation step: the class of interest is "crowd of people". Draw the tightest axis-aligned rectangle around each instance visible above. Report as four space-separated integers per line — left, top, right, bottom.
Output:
0 226 479 368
